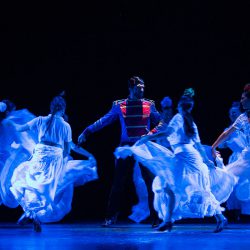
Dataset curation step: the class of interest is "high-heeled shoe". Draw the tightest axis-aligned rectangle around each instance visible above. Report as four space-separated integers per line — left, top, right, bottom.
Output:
31 212 42 233
152 217 162 228
17 211 31 226
155 221 173 232
214 217 228 233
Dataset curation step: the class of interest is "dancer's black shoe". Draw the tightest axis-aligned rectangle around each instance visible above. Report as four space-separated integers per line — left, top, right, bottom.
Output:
151 217 162 228
155 221 173 232
214 217 228 233
32 213 42 233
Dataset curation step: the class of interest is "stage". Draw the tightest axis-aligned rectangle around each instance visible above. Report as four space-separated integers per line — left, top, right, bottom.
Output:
0 221 250 250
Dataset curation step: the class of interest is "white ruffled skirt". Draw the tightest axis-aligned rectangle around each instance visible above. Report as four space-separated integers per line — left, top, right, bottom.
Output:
115 142 237 222
10 144 98 223
226 147 250 214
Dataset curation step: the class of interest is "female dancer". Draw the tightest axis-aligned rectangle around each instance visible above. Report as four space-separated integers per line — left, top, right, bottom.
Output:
217 101 248 218
211 84 250 213
115 88 236 232
0 99 37 207
9 94 97 232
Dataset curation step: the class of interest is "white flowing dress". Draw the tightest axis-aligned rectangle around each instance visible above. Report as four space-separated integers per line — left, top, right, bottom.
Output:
115 113 237 222
0 109 37 207
9 115 98 223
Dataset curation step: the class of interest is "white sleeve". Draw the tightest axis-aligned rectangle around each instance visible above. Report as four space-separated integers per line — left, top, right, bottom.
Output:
65 123 72 142
27 116 40 130
232 114 244 130
168 114 182 131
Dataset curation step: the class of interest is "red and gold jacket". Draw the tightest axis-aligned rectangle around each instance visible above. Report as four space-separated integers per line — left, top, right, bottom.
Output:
83 98 161 144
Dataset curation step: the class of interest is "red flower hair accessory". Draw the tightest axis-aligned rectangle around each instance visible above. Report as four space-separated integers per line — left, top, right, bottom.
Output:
244 83 250 93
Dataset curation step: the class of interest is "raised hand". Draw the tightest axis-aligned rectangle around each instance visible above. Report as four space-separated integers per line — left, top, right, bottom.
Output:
78 132 86 145
88 155 97 166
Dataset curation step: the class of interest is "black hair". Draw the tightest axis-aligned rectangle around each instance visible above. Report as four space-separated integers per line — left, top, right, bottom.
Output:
50 96 66 115
179 89 195 138
128 76 145 88
42 94 66 139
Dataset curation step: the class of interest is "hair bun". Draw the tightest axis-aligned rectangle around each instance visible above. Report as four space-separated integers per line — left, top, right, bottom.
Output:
59 91 66 97
183 88 195 98
161 96 172 108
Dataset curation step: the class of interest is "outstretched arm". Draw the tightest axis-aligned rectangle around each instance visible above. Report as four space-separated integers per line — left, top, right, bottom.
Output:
6 119 30 132
78 131 87 145
78 103 118 145
137 127 174 145
71 142 94 159
211 126 236 159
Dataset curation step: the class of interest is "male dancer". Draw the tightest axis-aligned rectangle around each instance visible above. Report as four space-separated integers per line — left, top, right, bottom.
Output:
78 76 161 226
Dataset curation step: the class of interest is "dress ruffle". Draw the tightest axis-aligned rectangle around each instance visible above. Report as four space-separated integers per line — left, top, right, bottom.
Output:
115 142 237 222
10 144 98 223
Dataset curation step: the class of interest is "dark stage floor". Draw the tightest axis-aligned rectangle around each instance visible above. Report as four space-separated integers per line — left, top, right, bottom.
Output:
0 221 250 250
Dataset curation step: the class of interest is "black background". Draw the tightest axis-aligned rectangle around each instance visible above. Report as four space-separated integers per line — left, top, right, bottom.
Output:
1 1 250 222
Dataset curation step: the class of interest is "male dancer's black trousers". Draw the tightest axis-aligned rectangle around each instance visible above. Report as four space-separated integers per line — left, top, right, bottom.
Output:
105 152 157 222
